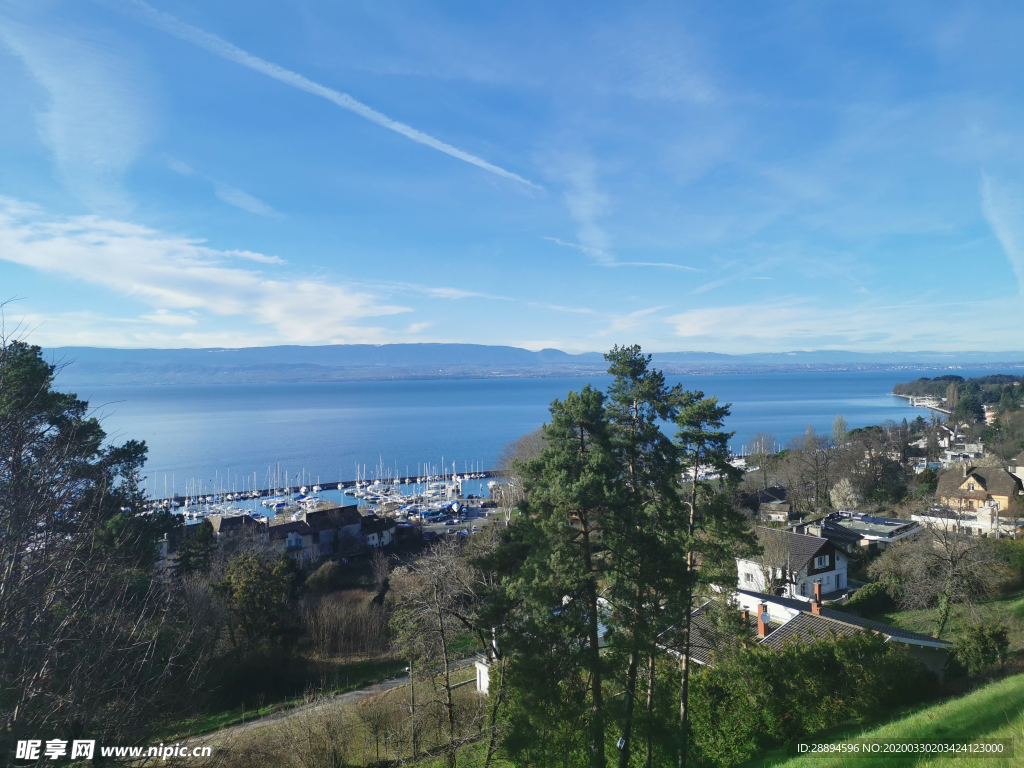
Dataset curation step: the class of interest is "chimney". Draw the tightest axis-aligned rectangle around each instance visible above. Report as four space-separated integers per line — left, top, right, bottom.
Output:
740 609 749 624
757 603 770 637
963 463 968 478
814 582 822 602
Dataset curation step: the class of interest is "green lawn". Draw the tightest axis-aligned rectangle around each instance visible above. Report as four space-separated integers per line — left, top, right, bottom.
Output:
746 673 1024 768
855 591 1024 652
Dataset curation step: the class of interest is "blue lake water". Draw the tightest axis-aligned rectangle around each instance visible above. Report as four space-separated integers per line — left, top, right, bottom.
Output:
61 368 1015 497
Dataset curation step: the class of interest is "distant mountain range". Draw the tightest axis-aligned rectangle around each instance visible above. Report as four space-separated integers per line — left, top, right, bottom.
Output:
44 344 1024 386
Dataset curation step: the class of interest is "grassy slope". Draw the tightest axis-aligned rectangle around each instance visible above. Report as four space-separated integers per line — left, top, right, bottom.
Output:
160 656 406 739
746 673 1024 768
864 592 1024 652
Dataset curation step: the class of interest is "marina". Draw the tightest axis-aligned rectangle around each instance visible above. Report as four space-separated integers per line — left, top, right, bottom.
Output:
147 462 502 528
67 367 1021 516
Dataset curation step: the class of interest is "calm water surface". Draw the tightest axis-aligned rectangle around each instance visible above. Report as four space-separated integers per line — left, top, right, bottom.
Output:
62 368 1014 496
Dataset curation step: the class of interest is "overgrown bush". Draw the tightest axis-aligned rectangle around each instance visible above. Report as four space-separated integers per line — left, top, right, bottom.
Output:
689 630 937 766
305 560 343 596
841 581 896 617
302 591 391 656
991 538 1024 589
954 622 1010 676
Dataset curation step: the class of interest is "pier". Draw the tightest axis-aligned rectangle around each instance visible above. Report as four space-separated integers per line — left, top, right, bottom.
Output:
890 393 952 415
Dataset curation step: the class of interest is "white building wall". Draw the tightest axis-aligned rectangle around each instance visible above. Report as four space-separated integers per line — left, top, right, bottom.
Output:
736 550 849 601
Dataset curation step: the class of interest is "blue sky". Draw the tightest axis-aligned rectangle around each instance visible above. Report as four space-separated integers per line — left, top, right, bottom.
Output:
1 0 1023 353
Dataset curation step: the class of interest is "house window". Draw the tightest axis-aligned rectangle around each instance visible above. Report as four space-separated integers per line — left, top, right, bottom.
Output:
814 554 830 569
968 483 975 491
744 572 754 583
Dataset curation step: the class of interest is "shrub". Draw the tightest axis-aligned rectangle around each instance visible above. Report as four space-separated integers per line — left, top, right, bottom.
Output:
954 622 1010 676
991 538 1024 588
302 591 391 656
305 561 342 596
689 630 936 766
842 582 896 617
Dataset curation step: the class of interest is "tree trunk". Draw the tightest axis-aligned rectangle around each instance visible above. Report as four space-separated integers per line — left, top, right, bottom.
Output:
581 515 607 768
678 472 699 768
644 650 656 768
614 581 647 768
437 592 458 768
483 654 507 768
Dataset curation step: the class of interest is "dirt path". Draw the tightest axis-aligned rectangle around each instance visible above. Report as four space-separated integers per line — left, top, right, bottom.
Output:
194 658 476 748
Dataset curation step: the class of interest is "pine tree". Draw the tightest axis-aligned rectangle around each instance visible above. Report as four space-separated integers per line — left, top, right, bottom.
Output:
602 345 687 768
503 385 616 768
673 391 757 768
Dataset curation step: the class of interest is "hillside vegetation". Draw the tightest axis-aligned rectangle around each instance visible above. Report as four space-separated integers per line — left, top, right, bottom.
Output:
747 673 1024 768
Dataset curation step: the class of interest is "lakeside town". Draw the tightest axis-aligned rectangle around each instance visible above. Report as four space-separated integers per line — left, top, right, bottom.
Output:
5 340 1024 767
5 3 1024 766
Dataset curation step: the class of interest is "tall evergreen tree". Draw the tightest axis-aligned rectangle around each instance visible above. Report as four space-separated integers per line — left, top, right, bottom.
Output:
673 392 756 768
602 345 686 768
503 385 615 768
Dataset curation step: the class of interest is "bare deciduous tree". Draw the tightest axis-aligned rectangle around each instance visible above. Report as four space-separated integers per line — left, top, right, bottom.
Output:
869 527 1011 637
389 539 489 767
753 527 797 595
830 477 861 511
744 432 780 490
1 337 213 751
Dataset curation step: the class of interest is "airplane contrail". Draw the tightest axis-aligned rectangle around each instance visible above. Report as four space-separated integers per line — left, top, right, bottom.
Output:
123 0 539 188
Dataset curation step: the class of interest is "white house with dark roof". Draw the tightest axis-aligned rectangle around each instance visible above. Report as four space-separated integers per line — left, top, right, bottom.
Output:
664 585 952 674
1010 451 1024 483
731 586 951 673
735 526 849 601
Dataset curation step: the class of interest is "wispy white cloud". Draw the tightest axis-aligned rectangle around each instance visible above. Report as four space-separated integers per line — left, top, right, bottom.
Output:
545 237 700 271
138 309 197 326
375 282 511 301
597 306 666 338
0 197 409 345
545 155 700 271
0 17 152 212
422 287 497 300
212 182 275 216
221 249 286 265
124 0 538 188
167 156 277 216
166 157 194 176
980 173 1024 295
666 296 1024 353
538 302 597 315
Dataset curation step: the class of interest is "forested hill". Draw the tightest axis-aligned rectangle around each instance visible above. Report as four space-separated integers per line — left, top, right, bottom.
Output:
893 374 1023 408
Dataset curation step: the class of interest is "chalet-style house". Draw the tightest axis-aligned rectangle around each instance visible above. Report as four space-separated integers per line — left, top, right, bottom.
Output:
936 465 1023 513
749 486 792 522
360 513 398 547
269 520 316 560
735 527 849 601
305 507 363 556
